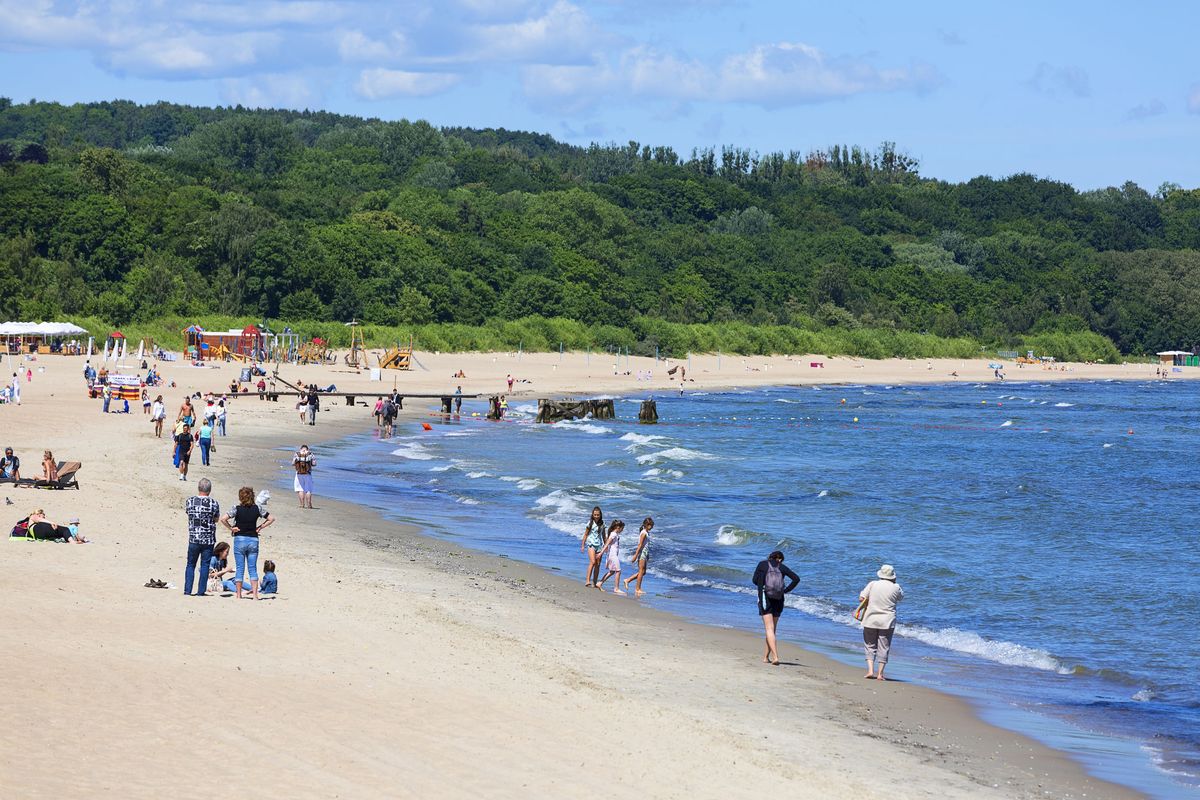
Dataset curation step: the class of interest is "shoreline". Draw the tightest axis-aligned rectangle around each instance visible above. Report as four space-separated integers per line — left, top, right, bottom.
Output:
250 412 1143 800
0 353 1158 798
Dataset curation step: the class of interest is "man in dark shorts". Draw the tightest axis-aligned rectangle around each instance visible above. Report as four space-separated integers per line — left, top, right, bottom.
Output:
751 550 800 665
175 423 194 481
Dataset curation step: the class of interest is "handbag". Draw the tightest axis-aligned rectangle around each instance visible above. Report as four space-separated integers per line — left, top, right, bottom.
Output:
853 596 869 622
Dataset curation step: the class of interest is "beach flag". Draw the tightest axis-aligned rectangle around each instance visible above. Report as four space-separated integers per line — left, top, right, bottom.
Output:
87 337 94 357
102 340 109 362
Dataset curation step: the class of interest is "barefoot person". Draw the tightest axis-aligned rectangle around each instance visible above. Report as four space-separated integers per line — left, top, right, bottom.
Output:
859 564 904 681
292 444 315 509
580 506 605 587
151 395 166 438
623 517 654 596
41 451 58 482
220 486 274 600
752 550 799 665
596 520 625 594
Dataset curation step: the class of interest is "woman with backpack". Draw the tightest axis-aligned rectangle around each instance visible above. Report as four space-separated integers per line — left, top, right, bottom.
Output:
751 550 800 665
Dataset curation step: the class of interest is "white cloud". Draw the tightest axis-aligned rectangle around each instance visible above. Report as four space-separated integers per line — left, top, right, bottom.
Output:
221 73 321 109
469 0 599 63
355 68 462 99
1188 84 1200 114
523 42 939 111
176 2 346 27
337 30 407 63
1026 62 1090 98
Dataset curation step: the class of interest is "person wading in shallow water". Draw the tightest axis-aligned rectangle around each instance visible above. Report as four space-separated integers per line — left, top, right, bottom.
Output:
752 551 799 665
859 564 904 681
580 506 605 588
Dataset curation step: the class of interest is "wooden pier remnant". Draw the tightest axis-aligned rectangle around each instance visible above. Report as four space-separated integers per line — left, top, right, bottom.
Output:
638 399 658 424
535 398 616 423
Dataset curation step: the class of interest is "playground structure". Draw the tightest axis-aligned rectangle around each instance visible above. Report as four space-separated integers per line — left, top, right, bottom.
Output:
378 336 414 370
296 338 335 365
344 321 367 369
269 331 300 363
183 324 269 362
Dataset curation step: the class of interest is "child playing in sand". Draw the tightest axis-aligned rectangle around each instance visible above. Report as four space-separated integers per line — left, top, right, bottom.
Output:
209 542 234 591
224 559 278 595
260 560 278 595
623 517 654 597
597 520 626 594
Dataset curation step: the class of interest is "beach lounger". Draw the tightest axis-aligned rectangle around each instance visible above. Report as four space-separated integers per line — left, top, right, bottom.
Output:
17 461 82 490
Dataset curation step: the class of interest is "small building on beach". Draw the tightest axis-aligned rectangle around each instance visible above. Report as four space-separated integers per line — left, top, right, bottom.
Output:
1156 350 1197 367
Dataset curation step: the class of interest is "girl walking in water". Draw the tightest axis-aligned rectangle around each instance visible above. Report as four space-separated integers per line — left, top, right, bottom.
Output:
580 506 605 587
623 517 654 596
596 520 626 594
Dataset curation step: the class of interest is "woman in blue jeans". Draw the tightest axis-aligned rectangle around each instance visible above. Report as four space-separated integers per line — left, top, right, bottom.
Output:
220 486 274 600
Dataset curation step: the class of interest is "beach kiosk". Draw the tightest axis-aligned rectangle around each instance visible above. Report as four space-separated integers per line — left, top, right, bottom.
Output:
1157 350 1197 367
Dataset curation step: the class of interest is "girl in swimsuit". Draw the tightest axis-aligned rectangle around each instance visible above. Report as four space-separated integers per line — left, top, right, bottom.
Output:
580 506 605 587
623 517 654 596
596 520 626 594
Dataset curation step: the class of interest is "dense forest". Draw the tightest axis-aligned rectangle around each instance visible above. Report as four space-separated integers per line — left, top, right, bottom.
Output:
1 98 1198 359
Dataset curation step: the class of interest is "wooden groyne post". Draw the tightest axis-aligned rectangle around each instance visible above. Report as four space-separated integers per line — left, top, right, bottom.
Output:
638 400 658 423
535 398 616 423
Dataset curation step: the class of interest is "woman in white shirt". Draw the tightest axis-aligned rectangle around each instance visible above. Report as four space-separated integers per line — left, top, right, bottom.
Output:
859 564 904 681
151 395 166 438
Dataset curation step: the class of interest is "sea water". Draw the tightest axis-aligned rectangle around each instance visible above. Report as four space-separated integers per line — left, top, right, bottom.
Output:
309 380 1200 797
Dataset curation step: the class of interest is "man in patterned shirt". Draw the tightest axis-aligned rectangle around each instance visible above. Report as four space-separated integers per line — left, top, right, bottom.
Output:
183 478 220 595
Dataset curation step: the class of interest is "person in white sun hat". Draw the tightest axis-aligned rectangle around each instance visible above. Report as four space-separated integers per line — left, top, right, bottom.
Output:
859 564 904 681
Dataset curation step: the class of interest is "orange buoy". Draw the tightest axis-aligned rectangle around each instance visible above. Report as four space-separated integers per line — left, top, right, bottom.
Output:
422 423 432 431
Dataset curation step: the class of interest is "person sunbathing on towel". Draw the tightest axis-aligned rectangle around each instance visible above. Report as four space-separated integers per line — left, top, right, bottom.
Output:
25 510 87 543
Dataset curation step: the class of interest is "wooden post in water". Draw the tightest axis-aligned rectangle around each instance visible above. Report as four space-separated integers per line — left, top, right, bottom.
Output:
638 399 658 424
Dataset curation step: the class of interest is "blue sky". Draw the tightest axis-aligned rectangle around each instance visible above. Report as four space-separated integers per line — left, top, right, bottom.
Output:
0 0 1197 190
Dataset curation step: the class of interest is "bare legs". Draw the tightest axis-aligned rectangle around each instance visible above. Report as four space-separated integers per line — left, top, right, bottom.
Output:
622 559 648 596
598 567 624 594
584 546 601 586
761 613 780 665
863 627 893 680
297 490 313 509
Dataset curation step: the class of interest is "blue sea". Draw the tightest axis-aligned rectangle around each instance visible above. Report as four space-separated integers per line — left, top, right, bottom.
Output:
308 380 1200 798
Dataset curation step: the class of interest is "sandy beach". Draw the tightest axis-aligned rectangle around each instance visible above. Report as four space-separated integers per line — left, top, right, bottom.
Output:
0 350 1160 799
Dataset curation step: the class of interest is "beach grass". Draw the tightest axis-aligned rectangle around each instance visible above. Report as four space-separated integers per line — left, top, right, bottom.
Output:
63 314 1122 364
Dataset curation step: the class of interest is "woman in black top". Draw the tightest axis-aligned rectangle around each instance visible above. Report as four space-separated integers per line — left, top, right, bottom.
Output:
220 486 275 600
751 550 800 665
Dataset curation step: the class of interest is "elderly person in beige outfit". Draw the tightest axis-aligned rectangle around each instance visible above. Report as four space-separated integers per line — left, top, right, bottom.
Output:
859 564 904 680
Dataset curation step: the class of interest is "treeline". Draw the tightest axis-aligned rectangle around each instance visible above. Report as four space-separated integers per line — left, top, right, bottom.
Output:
1 98 1198 359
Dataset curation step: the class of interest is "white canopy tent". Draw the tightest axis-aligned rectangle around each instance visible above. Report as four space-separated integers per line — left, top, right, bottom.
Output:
0 322 89 336
0 322 90 357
